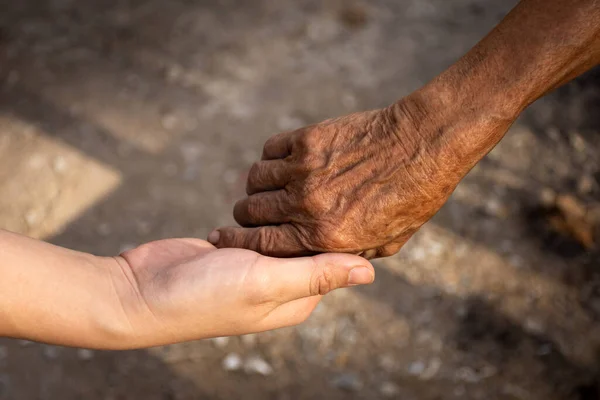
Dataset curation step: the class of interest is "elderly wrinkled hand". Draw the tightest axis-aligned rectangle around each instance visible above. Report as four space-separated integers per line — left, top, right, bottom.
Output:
208 0 600 258
208 93 513 259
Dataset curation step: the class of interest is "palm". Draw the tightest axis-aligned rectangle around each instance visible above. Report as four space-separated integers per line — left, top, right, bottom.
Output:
115 238 373 346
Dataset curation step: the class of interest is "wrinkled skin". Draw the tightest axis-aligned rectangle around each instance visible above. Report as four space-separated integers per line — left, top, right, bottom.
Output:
209 93 515 259
207 0 600 259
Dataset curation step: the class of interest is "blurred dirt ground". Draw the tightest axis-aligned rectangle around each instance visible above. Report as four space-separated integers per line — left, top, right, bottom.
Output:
0 0 599 399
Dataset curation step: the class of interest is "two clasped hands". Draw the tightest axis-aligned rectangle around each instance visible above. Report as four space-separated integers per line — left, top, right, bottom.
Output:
1 0 598 350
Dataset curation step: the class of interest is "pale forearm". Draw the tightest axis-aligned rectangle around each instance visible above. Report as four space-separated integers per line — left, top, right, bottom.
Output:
0 230 131 348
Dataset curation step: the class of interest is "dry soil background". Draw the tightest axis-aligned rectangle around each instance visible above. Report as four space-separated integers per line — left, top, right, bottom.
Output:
0 0 599 399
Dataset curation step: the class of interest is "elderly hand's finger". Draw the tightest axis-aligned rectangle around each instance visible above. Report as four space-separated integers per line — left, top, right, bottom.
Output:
246 159 294 195
207 225 309 257
258 252 374 303
234 190 295 227
261 129 300 160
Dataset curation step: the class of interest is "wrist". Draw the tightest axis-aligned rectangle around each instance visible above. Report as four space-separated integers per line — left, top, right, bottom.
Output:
402 73 517 163
96 255 163 350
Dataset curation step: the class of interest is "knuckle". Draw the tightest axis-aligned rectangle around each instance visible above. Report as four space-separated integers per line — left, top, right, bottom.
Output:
309 262 336 296
246 197 265 220
299 129 321 148
298 154 324 172
263 136 279 154
219 229 237 247
299 192 332 217
311 222 353 251
255 228 277 253
246 162 262 191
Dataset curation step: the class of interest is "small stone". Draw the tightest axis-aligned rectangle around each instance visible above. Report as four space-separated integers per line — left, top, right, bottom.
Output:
27 154 46 169
77 349 94 361
211 337 230 349
454 385 467 396
524 317 545 335
546 127 561 141
0 374 9 397
182 166 198 181
244 355 273 376
499 240 514 253
42 345 60 360
242 150 259 164
222 353 243 372
339 5 369 29
223 169 239 185
277 115 305 131
378 354 397 372
508 255 524 269
456 304 469 318
331 373 363 391
537 344 552 356
166 64 184 82
455 367 480 383
229 103 254 120
307 16 341 42
180 143 204 164
539 188 557 206
379 381 400 397
161 113 179 131
480 364 498 379
502 384 529 399
336 317 358 345
578 175 595 195
0 346 6 367
427 242 444 257
184 117 198 132
135 220 151 236
341 93 358 109
240 334 257 347
409 247 426 261
97 223 112 236
485 198 508 218
163 163 178 177
556 194 587 219
25 209 44 227
119 244 136 254
408 361 426 376
6 70 20 86
52 156 68 173
297 324 323 343
419 358 442 380
454 365 496 384
570 132 586 152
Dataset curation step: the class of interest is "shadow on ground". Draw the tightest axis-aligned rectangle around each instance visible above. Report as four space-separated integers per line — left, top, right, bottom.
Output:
1 0 599 399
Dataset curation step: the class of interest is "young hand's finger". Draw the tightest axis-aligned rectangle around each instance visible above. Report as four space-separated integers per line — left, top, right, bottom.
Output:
259 252 374 303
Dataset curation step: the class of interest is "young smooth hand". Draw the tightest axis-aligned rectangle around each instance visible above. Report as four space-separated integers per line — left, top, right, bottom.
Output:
113 239 374 348
0 230 374 350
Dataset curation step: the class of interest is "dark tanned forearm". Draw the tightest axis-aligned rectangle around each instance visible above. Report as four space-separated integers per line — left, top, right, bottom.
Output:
210 0 599 259
439 0 599 116
417 0 600 163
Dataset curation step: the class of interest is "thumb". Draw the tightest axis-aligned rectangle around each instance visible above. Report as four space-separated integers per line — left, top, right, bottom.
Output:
259 253 375 303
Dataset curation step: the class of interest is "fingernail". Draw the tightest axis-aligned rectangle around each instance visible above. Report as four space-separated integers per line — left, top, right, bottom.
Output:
347 266 374 286
207 230 220 245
